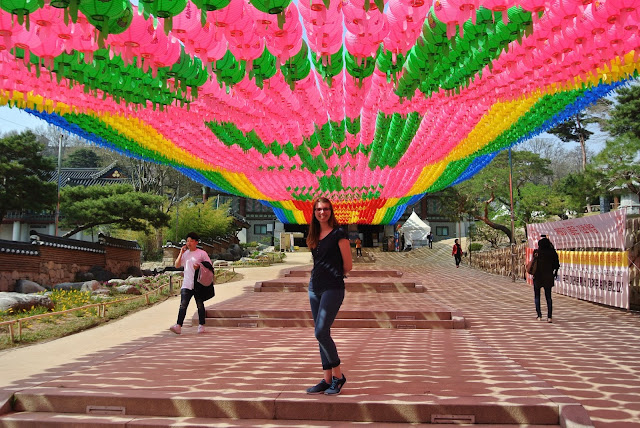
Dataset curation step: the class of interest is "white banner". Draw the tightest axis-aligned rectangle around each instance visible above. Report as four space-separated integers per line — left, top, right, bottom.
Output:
553 251 629 310
527 211 626 250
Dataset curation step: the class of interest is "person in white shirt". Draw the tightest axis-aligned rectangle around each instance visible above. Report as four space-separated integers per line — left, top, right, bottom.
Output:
169 232 214 335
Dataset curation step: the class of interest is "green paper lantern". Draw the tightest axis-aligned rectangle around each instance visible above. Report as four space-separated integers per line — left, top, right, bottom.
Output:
312 47 344 83
249 0 291 14
345 52 375 80
107 3 133 35
1 0 41 26
79 0 129 28
145 0 188 18
213 51 246 87
192 0 231 11
281 41 311 85
249 48 277 88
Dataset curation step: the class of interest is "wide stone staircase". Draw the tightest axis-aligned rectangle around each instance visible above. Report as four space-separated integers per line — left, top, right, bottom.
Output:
204 268 464 330
0 265 585 426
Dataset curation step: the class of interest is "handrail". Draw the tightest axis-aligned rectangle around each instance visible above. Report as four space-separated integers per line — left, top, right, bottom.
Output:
0 277 183 343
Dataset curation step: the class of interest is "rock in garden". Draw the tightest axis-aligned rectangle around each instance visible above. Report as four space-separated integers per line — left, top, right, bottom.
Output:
126 266 143 277
81 280 102 292
54 282 84 291
106 279 125 287
91 288 111 296
124 277 149 285
0 292 54 313
14 279 46 294
74 271 95 282
89 266 115 282
116 285 142 295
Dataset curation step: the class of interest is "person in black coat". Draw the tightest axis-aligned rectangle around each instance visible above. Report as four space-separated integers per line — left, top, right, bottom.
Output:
532 237 560 323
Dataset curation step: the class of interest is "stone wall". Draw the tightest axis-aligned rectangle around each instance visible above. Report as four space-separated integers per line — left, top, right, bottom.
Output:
0 232 141 291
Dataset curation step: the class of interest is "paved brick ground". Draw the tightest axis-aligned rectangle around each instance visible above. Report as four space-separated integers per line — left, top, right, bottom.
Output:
1 243 638 427
377 243 640 427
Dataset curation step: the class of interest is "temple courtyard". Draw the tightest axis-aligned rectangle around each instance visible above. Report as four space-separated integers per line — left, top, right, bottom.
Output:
0 241 638 427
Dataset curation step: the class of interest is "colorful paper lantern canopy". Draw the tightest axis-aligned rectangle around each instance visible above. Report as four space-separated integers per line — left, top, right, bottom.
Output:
1 0 638 224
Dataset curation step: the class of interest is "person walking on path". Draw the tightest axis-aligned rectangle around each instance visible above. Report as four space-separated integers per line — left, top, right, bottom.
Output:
452 239 462 268
532 236 560 323
355 237 362 258
305 197 353 395
427 232 433 248
170 232 215 334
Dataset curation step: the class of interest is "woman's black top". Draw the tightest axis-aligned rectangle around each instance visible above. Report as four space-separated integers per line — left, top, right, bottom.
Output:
309 227 347 293
533 248 560 288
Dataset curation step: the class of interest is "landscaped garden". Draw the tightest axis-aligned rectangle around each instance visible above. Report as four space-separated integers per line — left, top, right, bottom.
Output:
0 270 242 350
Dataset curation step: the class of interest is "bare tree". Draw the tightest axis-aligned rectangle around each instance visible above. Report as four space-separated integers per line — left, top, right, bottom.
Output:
515 137 584 183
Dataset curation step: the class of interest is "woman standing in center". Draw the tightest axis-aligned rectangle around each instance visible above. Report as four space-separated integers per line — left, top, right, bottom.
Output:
305 197 353 395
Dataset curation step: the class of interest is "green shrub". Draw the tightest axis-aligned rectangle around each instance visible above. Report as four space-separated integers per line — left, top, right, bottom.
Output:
469 243 484 251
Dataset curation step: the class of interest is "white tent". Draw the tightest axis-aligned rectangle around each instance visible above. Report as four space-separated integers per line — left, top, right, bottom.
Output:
399 211 431 248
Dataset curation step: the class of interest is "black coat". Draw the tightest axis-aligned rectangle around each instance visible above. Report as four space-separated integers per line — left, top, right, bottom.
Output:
194 261 215 301
533 248 560 288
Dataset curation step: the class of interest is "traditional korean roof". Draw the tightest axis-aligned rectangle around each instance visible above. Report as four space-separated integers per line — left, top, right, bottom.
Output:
49 162 131 188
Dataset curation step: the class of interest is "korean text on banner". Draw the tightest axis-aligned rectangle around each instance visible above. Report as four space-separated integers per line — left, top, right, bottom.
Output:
527 211 626 250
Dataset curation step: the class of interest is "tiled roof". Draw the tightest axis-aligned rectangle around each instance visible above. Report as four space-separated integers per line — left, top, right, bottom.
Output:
48 162 131 188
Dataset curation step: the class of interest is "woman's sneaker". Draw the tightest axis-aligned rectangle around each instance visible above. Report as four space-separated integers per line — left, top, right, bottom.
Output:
169 324 181 334
324 375 346 395
197 325 205 334
306 379 330 394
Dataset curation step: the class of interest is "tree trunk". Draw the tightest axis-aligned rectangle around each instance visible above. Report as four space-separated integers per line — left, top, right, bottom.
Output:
575 115 591 213
575 114 587 172
474 215 513 242
62 223 102 238
474 193 513 242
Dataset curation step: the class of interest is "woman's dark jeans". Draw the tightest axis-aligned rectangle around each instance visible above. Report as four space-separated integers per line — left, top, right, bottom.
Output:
177 288 206 326
534 283 553 319
309 288 345 370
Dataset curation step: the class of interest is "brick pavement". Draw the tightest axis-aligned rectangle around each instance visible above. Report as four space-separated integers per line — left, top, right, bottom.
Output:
377 243 640 427
0 244 638 427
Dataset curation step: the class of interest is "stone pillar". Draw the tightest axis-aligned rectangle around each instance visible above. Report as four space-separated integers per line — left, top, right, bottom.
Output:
12 221 20 241
600 196 610 213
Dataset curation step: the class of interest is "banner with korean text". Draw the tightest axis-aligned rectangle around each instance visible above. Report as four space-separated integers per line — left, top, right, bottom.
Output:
526 211 629 309
556 250 629 309
527 211 627 250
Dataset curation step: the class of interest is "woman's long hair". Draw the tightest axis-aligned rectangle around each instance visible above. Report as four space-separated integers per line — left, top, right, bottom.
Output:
306 197 339 250
538 237 554 251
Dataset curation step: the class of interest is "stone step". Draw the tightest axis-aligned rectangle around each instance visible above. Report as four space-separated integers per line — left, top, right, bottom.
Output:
283 268 402 278
0 328 587 427
194 293 464 328
206 308 454 321
255 277 424 293
203 317 458 329
7 389 562 425
0 411 562 427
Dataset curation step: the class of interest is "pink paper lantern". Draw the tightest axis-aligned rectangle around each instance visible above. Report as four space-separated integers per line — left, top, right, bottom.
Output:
0 12 24 52
519 0 547 13
109 11 155 65
172 2 204 46
12 23 42 64
208 0 244 29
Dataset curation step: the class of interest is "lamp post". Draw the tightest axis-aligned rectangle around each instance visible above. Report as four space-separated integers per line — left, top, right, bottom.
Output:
508 148 516 282
54 133 64 237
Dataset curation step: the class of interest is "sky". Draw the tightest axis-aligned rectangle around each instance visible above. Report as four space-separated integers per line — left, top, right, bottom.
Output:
0 105 49 134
